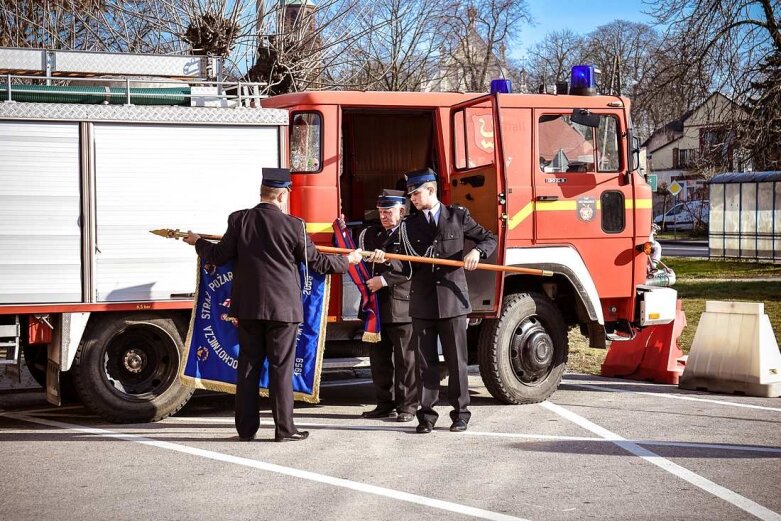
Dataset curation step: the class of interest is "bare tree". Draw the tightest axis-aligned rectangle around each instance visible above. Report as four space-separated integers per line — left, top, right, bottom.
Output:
647 0 781 169
340 0 446 91
437 0 531 92
525 29 585 88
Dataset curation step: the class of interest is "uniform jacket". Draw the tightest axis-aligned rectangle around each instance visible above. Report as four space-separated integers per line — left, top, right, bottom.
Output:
196 202 347 322
359 224 411 324
401 204 497 319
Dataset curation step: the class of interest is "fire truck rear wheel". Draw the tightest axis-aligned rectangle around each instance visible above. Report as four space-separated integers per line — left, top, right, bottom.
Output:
478 292 568 404
71 313 194 423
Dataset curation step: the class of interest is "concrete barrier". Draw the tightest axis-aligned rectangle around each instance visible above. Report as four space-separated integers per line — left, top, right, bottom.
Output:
679 301 781 397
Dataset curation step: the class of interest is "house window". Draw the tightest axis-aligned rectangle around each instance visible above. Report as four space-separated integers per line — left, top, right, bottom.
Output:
538 114 620 173
673 148 698 169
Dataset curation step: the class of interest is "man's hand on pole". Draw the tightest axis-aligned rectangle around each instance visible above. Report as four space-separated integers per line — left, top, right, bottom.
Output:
184 230 200 246
347 249 363 264
365 248 386 263
463 249 481 271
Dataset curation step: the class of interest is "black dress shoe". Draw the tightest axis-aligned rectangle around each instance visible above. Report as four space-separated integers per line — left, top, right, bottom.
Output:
275 431 309 442
450 419 468 432
397 412 415 423
361 407 398 419
238 434 256 442
415 421 433 434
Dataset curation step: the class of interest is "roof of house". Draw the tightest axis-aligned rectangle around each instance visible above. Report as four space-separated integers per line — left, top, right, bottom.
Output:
641 92 737 151
709 171 781 184
641 109 693 150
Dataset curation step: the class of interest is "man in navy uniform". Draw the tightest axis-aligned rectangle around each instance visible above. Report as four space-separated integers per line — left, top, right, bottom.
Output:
359 190 418 422
400 168 496 434
184 168 362 442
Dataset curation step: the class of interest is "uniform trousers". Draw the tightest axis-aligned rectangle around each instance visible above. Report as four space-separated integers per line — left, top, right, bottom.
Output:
369 322 417 414
235 319 299 439
413 316 471 425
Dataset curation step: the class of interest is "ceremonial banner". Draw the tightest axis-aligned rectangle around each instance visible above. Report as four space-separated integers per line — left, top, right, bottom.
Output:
332 219 381 342
180 258 330 403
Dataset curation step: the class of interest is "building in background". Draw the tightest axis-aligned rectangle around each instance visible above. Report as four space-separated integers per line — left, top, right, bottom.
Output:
642 92 749 215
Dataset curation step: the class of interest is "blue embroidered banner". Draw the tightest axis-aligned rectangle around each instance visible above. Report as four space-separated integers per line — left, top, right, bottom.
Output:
180 258 330 403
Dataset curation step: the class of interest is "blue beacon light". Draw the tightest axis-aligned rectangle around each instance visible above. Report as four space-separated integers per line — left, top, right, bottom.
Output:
569 65 597 95
490 79 512 94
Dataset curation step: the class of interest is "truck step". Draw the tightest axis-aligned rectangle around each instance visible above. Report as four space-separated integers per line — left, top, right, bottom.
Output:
0 317 21 378
322 357 371 370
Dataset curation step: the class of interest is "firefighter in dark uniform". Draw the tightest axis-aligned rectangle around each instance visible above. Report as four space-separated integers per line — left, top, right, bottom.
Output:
399 168 497 433
184 168 362 442
359 190 418 422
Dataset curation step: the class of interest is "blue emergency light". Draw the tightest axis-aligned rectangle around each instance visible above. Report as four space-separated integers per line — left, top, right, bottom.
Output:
570 65 597 96
490 79 512 94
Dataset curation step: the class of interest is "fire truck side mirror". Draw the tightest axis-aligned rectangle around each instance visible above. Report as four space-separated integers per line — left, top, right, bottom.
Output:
570 109 600 128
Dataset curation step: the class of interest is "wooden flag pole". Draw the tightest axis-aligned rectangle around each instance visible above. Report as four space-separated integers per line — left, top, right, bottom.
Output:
149 228 553 277
316 246 553 277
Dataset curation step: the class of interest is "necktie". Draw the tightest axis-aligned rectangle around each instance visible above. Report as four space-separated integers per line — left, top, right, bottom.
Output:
427 211 437 234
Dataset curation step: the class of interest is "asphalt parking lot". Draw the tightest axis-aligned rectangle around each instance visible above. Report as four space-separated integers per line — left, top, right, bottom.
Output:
2 372 780 521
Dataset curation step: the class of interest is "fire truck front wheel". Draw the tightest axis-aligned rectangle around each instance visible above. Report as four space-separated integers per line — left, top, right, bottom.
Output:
478 292 568 404
71 313 194 423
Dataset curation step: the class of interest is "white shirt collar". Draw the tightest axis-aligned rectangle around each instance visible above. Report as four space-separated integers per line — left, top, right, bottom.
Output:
424 202 441 224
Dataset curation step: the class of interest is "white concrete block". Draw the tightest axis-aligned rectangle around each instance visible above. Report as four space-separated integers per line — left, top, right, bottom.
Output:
679 300 781 397
705 300 763 315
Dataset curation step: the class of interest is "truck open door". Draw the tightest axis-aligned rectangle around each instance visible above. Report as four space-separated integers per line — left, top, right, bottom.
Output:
447 94 507 316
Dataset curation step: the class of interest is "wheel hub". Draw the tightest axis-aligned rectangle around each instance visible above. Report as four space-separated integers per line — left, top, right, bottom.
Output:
510 317 554 383
102 324 178 400
123 348 147 373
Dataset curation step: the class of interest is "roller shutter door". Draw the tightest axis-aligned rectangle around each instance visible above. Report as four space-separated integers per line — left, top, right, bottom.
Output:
93 123 279 302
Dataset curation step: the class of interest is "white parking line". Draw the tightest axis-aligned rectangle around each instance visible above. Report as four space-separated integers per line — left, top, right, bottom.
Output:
565 382 781 413
151 417 781 454
541 401 781 521
5 412 530 521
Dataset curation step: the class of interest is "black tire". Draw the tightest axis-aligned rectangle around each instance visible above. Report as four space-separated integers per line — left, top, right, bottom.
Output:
22 344 46 388
22 344 78 402
71 313 194 423
478 292 568 404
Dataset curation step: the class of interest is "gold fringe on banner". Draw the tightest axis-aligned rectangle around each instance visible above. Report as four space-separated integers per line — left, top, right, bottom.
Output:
362 331 381 343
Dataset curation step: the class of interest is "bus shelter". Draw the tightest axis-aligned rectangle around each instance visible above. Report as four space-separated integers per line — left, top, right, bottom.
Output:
708 171 781 261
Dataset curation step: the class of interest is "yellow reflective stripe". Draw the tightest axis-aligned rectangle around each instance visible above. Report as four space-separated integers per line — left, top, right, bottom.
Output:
536 201 576 211
632 199 653 209
306 222 333 233
506 197 654 230
507 201 534 229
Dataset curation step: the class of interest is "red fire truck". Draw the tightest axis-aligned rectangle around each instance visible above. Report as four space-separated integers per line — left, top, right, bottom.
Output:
261 68 676 405
1 49 677 422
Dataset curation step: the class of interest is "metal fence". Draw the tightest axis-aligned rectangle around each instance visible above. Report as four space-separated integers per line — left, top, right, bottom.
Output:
708 171 781 261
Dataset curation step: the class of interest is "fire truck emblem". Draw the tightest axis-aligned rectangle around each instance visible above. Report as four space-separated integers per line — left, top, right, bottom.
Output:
196 346 209 362
577 197 596 222
472 115 495 152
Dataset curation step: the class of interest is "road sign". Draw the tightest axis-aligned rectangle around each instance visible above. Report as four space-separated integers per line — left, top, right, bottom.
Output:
647 174 658 192
669 180 682 196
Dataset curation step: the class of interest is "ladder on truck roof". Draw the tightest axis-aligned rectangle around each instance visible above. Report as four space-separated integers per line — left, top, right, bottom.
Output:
0 47 269 108
0 47 221 80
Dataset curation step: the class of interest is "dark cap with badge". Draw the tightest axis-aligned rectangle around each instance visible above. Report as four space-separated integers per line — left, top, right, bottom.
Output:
404 168 437 194
262 167 292 189
376 189 406 209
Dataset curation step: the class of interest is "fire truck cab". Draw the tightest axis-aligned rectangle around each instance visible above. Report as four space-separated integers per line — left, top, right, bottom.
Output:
262 77 674 404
